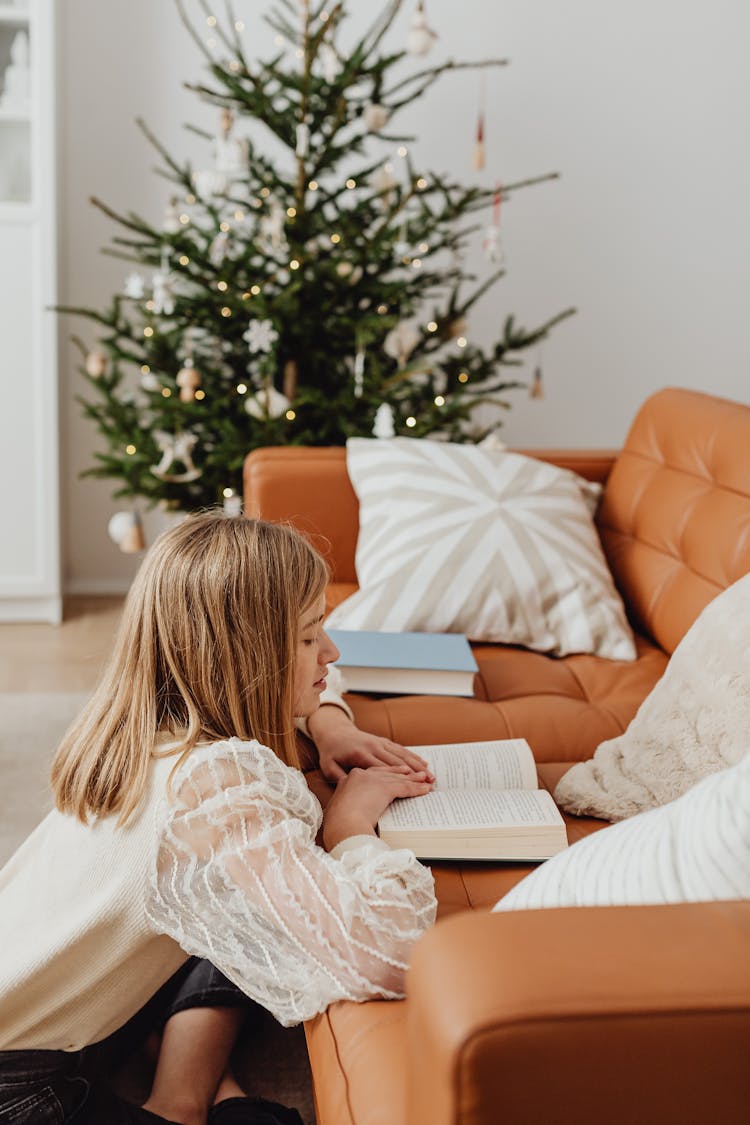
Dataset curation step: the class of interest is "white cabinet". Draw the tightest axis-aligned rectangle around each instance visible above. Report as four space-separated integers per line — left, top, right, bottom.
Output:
0 0 60 622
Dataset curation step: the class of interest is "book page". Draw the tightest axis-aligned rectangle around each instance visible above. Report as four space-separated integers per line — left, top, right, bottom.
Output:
379 788 562 831
413 740 538 792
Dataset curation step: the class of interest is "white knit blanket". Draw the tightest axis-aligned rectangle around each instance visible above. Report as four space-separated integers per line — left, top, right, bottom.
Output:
554 571 750 821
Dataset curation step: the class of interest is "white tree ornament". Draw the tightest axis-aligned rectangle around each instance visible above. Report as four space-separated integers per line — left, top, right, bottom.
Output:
151 431 202 482
243 318 279 354
124 272 146 299
408 1 438 55
384 320 421 366
244 384 290 419
151 271 175 316
372 402 396 438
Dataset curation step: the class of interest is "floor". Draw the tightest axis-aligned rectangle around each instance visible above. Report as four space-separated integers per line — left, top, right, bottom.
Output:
0 597 317 1124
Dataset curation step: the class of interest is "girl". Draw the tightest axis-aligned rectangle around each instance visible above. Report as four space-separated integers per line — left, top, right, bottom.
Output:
0 513 437 1125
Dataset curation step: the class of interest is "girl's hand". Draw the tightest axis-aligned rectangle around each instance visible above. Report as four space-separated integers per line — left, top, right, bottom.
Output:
322 766 434 852
309 705 434 783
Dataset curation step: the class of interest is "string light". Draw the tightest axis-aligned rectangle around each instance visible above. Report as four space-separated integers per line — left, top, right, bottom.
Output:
260 187 271 198
419 242 429 253
219 221 230 232
206 15 217 27
458 371 469 383
195 389 206 400
345 178 356 189
162 387 172 397
427 321 438 332
416 177 428 190
287 206 297 218
229 60 241 72
250 284 261 295
221 306 232 317
146 300 155 311
330 233 341 244
308 180 319 191
179 213 190 225
289 259 300 270
234 19 245 31
141 364 150 374
405 416 417 427
143 326 154 337
242 291 251 300
125 444 137 455
236 383 248 394
186 193 196 205
179 255 190 266
234 209 245 221
217 280 228 291
412 258 422 269
285 409 296 420
377 304 388 314
434 395 445 406
397 145 408 157
456 336 467 348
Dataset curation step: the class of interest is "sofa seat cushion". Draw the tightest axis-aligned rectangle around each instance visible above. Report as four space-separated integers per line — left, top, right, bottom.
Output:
329 625 667 764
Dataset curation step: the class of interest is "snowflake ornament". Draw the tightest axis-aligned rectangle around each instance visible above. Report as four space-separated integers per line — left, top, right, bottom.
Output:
243 319 279 354
124 272 146 300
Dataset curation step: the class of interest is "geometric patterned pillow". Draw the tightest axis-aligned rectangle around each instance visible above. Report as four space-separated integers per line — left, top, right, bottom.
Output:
325 438 636 660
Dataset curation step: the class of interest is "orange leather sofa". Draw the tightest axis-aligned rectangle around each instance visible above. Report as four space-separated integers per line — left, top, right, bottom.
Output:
244 387 750 1125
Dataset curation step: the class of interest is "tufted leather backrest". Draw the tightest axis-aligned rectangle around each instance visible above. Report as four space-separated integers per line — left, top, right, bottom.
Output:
596 387 750 655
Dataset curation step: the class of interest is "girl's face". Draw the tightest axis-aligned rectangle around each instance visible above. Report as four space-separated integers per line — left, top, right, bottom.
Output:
293 597 340 717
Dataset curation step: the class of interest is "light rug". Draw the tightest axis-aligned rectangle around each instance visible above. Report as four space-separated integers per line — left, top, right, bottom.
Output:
0 691 88 865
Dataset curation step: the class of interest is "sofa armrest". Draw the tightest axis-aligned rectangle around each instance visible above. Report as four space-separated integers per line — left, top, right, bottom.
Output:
406 902 750 1125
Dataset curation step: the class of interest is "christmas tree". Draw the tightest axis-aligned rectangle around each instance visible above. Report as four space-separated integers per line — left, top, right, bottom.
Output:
61 0 575 512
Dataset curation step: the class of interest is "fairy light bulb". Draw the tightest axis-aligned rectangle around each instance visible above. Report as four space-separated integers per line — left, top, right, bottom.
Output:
287 207 297 218
434 395 445 406
206 15 217 27
405 416 417 428
289 259 300 270
331 233 341 244
237 383 248 394
141 364 150 374
416 177 427 190
217 280 228 292
143 326 154 338
427 321 438 332
179 255 189 266
179 213 190 225
195 389 206 400
458 372 469 383
161 387 172 397
456 336 467 348
220 221 230 232
221 306 232 317
285 409 296 421
345 178 356 189
125 444 136 455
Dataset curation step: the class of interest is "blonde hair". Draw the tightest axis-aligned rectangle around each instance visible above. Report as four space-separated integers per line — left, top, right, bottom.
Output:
51 512 328 825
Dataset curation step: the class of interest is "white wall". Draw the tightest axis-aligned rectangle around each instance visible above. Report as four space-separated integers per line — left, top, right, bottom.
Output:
58 0 750 592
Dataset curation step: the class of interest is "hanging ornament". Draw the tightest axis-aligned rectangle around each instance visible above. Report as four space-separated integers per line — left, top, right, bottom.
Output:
295 121 310 158
163 197 181 234
107 511 146 554
353 344 365 398
209 231 231 266
408 1 438 56
243 318 279 354
384 320 421 366
473 75 486 170
530 364 544 400
151 431 202 482
244 383 291 420
222 488 243 517
363 103 389 132
473 112 485 171
283 358 299 399
123 272 146 300
483 184 505 263
176 365 201 403
372 163 398 205
193 168 228 198
85 349 107 378
140 371 161 392
215 108 248 178
151 270 175 316
319 43 339 83
372 402 396 439
259 198 287 254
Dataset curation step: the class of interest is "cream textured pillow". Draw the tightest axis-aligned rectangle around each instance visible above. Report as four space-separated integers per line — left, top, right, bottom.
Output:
495 752 750 910
554 572 750 820
326 437 635 660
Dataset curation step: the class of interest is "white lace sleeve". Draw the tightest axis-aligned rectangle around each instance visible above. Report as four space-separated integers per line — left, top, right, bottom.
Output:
146 738 436 1026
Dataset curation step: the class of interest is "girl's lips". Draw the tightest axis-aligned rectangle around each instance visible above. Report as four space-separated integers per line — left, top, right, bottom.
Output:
314 676 327 690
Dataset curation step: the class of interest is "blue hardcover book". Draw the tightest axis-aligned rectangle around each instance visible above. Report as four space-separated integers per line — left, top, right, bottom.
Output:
327 629 478 697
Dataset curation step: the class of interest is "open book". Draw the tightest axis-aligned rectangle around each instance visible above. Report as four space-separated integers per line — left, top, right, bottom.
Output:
378 739 568 861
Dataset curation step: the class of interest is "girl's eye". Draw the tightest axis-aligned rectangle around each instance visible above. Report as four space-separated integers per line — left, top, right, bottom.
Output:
303 637 316 646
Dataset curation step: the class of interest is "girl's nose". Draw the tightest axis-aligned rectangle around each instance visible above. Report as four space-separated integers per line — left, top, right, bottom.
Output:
320 629 340 664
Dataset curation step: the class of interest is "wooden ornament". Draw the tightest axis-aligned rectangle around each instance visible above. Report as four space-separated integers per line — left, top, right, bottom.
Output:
176 366 201 402
473 112 485 170
530 366 544 400
85 349 107 378
283 359 299 399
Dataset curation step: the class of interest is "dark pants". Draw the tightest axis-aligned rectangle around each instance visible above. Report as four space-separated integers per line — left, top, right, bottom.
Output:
0 959 256 1124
